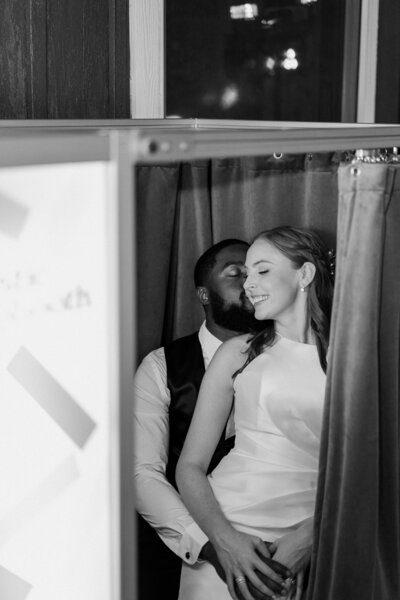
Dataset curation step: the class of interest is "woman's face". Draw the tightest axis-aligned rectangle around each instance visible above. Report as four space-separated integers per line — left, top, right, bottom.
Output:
244 238 302 322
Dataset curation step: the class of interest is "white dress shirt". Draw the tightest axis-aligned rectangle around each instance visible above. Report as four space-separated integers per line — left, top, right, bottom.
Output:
134 322 232 565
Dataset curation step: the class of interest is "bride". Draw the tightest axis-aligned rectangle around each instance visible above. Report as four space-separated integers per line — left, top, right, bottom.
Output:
176 226 334 600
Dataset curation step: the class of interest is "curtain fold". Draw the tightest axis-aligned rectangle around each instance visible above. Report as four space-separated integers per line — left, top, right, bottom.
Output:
307 162 400 600
136 153 340 361
162 160 214 345
136 163 183 358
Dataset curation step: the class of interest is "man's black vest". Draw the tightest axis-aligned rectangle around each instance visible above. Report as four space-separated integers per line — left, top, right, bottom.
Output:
165 331 235 489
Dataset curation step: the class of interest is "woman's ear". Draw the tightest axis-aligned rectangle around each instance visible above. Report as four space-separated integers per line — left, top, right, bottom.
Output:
196 286 210 306
300 262 316 290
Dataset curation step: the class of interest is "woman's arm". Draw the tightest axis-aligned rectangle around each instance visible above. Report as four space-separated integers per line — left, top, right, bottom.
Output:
176 337 290 600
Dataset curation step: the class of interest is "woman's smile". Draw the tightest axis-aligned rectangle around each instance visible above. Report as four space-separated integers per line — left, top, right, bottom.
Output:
248 294 270 306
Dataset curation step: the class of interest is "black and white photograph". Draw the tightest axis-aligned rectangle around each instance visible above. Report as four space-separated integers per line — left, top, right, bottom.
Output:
1 2 400 600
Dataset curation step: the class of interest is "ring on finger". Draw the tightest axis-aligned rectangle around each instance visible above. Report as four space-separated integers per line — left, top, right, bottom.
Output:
235 576 246 585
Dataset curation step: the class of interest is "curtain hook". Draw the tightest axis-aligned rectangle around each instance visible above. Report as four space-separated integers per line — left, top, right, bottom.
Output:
344 151 354 162
388 147 400 163
352 148 384 163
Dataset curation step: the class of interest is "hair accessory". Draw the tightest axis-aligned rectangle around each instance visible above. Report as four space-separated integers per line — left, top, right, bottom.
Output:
327 248 336 281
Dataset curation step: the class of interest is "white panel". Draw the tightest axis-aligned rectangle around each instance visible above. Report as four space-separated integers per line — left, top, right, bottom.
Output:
0 162 119 600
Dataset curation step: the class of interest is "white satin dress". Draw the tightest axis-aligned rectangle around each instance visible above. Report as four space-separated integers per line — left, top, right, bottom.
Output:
178 336 326 600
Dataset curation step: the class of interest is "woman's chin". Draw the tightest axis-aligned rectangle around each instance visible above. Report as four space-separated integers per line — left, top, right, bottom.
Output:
254 308 269 320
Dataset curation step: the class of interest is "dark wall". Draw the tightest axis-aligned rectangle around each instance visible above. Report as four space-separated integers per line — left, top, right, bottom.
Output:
0 0 130 118
375 0 400 124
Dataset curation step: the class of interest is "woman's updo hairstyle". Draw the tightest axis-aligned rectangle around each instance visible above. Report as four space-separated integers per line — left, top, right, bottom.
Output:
241 225 335 374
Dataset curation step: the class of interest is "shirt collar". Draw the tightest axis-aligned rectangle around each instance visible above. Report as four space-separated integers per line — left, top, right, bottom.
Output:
198 321 223 369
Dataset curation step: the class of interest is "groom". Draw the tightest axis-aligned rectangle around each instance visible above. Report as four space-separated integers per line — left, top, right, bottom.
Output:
134 239 290 599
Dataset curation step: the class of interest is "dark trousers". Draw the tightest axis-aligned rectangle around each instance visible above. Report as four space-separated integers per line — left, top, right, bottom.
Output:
137 514 182 600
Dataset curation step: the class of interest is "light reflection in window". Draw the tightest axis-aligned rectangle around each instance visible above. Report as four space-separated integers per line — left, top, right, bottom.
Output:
230 4 259 20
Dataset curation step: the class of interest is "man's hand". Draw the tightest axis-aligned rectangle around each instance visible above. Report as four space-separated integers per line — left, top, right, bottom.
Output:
199 540 226 582
200 541 294 600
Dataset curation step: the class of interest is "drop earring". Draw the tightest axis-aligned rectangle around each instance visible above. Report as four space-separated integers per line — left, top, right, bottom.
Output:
300 286 305 292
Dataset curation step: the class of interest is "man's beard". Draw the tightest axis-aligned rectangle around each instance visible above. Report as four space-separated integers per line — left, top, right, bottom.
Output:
208 289 263 334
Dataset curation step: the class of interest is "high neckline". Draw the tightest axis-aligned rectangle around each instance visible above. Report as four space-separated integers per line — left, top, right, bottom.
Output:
275 332 317 347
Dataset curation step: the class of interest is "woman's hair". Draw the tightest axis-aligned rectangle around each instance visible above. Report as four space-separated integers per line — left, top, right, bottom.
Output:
239 225 335 374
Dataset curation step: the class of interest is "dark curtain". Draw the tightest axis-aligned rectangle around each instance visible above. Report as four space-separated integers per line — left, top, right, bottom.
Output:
136 152 340 361
307 162 400 599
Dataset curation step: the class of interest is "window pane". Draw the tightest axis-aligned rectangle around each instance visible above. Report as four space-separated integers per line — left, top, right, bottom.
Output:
166 0 348 121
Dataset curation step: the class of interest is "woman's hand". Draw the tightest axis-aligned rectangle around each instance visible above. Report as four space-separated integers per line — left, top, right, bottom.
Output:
269 519 313 575
212 529 293 600
268 519 314 599
201 540 294 600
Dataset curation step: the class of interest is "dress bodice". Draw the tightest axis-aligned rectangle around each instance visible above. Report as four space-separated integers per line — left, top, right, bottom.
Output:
208 336 326 541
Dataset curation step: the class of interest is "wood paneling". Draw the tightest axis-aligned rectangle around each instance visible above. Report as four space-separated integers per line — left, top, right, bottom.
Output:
0 0 130 119
0 0 46 118
47 0 109 118
0 1 28 117
30 0 48 118
113 0 131 118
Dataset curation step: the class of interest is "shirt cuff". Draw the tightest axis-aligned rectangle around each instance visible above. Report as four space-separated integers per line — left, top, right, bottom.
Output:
179 521 209 565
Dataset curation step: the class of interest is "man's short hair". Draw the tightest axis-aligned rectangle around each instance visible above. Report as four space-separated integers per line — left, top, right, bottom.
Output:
194 239 249 287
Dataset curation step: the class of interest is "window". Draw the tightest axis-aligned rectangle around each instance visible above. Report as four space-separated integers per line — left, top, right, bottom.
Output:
166 0 349 121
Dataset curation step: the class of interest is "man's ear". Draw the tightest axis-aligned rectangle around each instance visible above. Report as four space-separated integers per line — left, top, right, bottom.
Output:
196 286 210 306
300 262 316 289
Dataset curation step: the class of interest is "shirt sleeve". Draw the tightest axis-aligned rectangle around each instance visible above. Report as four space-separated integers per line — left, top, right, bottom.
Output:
133 349 208 564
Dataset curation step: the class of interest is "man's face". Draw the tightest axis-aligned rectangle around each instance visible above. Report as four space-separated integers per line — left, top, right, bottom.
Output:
206 244 259 333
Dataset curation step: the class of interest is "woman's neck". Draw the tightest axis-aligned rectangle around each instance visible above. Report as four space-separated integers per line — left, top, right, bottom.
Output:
274 318 314 345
